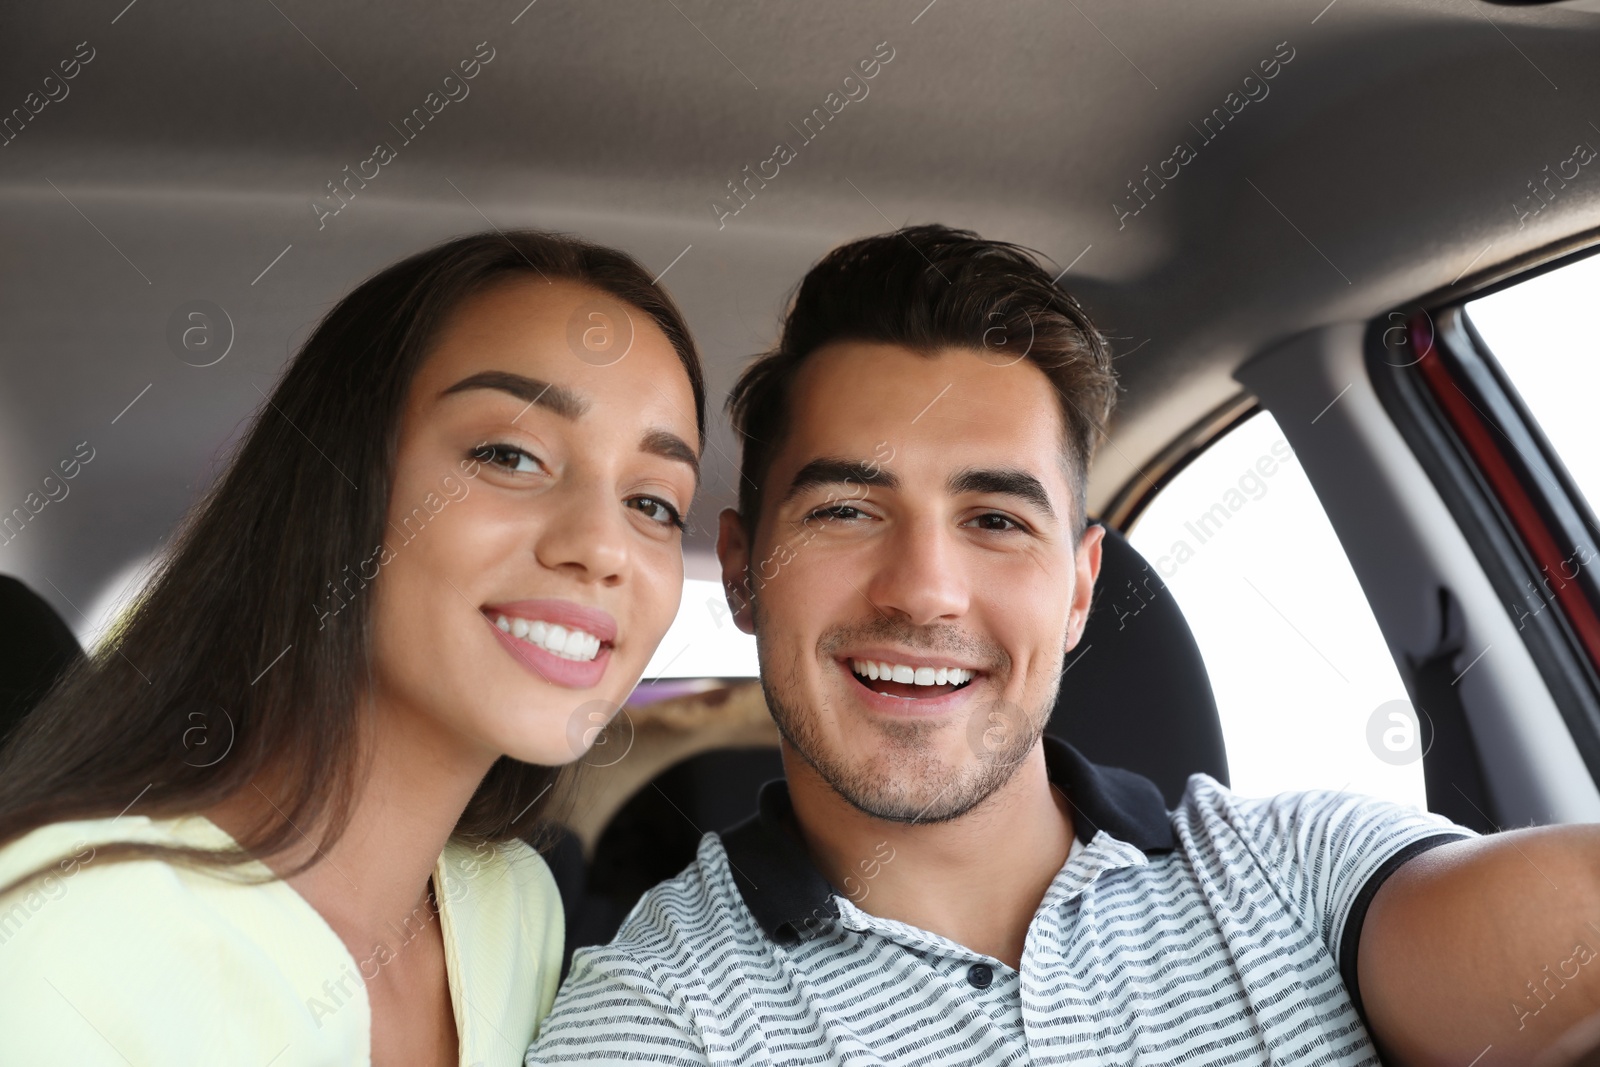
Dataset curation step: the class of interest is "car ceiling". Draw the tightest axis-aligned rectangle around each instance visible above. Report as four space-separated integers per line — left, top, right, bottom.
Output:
3 0 1599 624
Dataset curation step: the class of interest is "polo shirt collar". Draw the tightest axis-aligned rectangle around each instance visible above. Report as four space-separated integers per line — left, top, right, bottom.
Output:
719 735 1177 946
1042 736 1177 854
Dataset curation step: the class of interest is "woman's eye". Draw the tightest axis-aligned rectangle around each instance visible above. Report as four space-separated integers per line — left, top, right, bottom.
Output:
628 495 685 530
472 443 542 474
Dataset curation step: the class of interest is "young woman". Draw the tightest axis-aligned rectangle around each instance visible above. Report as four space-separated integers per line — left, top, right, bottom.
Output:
0 231 705 1065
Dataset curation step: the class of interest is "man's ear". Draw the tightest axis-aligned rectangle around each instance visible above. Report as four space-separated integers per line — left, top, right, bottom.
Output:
1063 522 1104 652
716 507 757 635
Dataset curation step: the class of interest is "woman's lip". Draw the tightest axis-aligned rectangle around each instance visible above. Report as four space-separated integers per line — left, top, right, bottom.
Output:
482 598 618 643
487 619 612 690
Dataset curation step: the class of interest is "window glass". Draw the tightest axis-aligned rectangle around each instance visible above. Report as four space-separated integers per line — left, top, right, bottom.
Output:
643 577 759 680
1126 411 1428 809
1464 251 1600 514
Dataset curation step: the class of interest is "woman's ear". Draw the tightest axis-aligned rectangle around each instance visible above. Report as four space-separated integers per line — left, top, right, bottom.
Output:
716 507 756 635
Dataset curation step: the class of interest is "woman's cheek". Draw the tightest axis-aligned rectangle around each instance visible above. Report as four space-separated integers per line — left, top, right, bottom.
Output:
637 559 684 654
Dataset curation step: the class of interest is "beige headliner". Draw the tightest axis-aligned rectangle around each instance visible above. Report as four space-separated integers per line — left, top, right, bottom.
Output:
2 0 1598 607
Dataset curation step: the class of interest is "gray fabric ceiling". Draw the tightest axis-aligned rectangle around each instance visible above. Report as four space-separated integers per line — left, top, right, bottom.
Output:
2 0 1598 615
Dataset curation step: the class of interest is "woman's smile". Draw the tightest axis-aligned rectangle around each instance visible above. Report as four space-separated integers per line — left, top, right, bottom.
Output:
482 597 618 690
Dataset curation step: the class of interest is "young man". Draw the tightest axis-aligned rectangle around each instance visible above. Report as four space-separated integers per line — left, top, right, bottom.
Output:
528 226 1600 1065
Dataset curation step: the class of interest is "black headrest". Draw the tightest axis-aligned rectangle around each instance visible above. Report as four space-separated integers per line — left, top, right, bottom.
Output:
1046 523 1228 805
0 575 84 747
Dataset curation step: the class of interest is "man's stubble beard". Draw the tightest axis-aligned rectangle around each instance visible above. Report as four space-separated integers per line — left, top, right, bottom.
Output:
754 609 1052 824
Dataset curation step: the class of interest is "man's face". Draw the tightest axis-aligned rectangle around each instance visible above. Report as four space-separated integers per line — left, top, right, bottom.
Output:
717 342 1102 823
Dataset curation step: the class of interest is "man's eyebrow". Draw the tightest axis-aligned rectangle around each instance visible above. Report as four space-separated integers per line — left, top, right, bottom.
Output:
947 467 1057 520
640 428 701 485
781 458 900 505
440 371 589 420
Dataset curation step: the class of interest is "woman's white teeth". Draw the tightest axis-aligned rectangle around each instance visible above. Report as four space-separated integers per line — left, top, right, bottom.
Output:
494 614 603 662
851 659 973 687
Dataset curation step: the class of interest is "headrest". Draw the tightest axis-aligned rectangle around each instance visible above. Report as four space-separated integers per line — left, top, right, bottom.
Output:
0 575 84 746
1046 523 1228 805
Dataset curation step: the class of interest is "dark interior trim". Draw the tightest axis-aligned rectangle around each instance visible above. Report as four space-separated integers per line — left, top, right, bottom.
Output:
1101 392 1259 532
1403 223 1600 316
1366 307 1600 789
1429 314 1600 655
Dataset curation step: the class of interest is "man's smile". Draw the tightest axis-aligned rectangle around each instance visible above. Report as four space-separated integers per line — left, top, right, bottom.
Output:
836 650 986 709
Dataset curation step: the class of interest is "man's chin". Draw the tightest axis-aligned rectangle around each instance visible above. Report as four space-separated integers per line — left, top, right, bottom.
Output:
805 744 1018 825
765 668 1040 824
835 775 981 824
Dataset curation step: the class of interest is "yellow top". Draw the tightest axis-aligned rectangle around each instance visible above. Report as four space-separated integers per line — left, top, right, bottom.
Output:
0 813 564 1066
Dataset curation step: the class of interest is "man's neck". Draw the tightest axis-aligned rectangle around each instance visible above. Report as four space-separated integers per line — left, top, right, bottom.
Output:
783 741 1074 970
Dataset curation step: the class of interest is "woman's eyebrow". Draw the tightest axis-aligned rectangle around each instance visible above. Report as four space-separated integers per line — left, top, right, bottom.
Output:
440 371 590 420
640 428 701 485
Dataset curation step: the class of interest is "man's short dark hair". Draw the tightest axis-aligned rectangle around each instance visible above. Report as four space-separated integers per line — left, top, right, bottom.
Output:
726 224 1117 539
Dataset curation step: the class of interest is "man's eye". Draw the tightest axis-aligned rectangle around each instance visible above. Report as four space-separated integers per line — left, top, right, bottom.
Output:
628 495 685 530
472 443 542 474
968 512 1021 532
806 505 865 523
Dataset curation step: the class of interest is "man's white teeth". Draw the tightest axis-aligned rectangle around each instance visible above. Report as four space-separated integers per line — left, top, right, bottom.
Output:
850 659 973 686
494 615 603 662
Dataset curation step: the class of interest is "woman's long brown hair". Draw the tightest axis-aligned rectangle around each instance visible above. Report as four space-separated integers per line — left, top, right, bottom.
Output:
0 230 706 890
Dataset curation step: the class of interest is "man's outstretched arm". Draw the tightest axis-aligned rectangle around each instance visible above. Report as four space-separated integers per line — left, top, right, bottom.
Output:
1360 825 1600 1065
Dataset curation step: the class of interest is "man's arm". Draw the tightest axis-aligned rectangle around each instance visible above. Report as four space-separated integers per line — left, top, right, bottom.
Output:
1360 826 1600 1065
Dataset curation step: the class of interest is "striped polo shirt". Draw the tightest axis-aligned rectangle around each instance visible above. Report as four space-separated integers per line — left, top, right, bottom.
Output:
527 737 1471 1065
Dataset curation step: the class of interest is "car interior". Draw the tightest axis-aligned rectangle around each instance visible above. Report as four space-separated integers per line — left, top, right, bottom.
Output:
4 0 1600 1039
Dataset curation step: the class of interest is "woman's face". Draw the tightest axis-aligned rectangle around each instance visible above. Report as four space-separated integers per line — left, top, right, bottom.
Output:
369 277 699 768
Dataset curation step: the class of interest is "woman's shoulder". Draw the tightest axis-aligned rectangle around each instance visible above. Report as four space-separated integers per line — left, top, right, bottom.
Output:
0 815 246 990
0 817 106 896
438 834 563 947
0 815 367 1063
0 813 236 910
437 834 567 1036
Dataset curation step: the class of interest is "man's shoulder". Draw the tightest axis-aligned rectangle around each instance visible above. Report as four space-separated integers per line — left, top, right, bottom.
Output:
531 833 767 1062
1162 773 1473 928
1168 772 1468 846
577 831 764 973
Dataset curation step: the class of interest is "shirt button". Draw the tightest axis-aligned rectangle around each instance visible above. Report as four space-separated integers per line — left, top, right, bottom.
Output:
966 963 994 990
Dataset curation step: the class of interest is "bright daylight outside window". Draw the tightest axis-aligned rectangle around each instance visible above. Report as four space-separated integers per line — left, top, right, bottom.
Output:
642 578 759 681
1463 249 1600 520
1127 412 1428 810
79 558 761 683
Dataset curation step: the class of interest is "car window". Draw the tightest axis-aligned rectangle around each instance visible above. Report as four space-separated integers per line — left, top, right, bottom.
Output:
80 558 757 684
1126 411 1428 809
1463 251 1600 517
643 578 759 680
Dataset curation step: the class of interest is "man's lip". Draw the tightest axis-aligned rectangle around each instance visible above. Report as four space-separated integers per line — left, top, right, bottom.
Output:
843 666 983 714
835 649 985 673
481 598 618 643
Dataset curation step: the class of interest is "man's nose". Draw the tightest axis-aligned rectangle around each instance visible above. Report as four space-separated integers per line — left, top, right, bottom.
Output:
863 516 970 625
